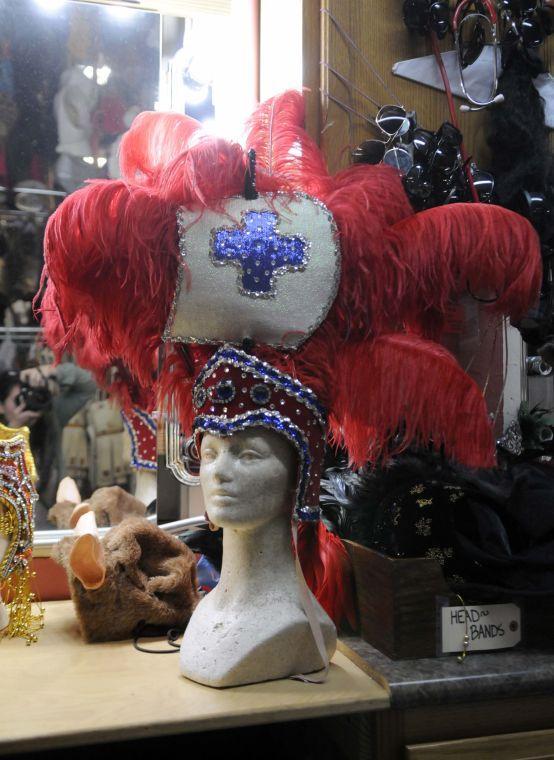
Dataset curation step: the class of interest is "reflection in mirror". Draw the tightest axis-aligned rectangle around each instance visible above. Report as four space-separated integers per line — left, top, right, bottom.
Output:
0 0 161 531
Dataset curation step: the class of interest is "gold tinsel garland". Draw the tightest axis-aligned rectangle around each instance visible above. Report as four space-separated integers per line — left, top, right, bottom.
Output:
1 556 44 645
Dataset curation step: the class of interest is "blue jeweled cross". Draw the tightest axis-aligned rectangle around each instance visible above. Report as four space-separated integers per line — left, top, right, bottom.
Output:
211 210 308 297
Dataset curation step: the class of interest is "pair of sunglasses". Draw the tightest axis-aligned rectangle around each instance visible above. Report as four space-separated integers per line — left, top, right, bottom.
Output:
403 0 451 38
414 123 463 175
403 124 462 204
518 189 552 241
348 103 414 174
404 122 494 206
499 0 551 48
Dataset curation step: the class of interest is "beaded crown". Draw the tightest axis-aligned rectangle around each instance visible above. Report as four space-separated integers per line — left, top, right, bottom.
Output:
192 346 326 520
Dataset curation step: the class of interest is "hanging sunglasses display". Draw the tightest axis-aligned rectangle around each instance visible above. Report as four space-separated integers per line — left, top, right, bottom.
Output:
327 92 415 175
325 7 495 207
352 102 414 171
321 10 417 177
403 0 451 38
403 122 494 209
498 0 553 50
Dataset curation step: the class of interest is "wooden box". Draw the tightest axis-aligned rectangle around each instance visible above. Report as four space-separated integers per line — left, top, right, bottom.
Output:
344 540 455 659
344 540 554 659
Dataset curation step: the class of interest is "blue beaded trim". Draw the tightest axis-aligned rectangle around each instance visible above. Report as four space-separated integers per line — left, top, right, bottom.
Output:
194 410 320 520
121 409 157 471
194 346 327 427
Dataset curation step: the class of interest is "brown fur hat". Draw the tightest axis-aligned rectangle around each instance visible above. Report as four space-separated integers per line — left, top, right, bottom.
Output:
53 518 199 642
47 500 76 530
48 485 146 529
88 486 146 527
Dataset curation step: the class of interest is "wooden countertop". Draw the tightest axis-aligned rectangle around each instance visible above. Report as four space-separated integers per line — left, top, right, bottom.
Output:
0 601 389 755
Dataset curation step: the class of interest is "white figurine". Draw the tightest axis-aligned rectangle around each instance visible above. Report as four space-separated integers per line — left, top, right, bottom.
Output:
179 428 336 688
133 469 157 508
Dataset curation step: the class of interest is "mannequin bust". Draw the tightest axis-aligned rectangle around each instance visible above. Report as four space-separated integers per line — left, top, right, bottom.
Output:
0 534 8 632
179 428 336 688
133 469 157 508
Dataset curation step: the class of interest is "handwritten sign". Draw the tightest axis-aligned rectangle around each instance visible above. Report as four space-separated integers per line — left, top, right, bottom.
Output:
441 603 521 654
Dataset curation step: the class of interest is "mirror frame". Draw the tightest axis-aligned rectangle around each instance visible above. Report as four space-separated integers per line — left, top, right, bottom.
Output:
32 515 205 556
76 0 232 18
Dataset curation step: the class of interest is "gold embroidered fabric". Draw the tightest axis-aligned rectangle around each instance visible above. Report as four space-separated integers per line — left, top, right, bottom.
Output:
0 422 37 483
0 435 43 643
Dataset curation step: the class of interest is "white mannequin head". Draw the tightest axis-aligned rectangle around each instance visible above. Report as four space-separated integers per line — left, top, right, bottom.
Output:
200 428 297 531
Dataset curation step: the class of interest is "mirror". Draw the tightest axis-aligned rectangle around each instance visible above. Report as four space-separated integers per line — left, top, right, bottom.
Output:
0 0 161 533
0 0 264 544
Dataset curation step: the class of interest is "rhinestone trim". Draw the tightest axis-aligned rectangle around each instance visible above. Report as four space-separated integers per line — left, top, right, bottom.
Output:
162 192 342 350
120 409 157 472
193 345 327 427
209 209 310 300
0 437 37 580
250 383 271 405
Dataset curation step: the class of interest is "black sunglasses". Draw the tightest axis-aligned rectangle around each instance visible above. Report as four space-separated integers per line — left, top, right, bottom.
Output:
403 0 450 38
499 0 548 48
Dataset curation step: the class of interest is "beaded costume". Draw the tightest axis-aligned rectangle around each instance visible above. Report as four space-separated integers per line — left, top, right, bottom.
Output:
0 433 42 643
121 408 157 472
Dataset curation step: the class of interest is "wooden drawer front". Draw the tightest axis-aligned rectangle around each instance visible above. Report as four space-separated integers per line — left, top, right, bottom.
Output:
406 728 554 760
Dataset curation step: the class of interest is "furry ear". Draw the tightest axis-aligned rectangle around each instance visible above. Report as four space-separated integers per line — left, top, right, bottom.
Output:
67 509 106 591
69 502 91 530
56 476 81 506
69 534 106 591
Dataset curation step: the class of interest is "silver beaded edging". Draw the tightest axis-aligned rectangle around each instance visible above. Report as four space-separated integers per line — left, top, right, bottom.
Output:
162 191 341 350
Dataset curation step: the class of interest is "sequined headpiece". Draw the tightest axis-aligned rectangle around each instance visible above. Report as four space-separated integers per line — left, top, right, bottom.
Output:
192 346 326 521
38 91 544 628
164 193 340 351
0 423 37 483
121 408 157 471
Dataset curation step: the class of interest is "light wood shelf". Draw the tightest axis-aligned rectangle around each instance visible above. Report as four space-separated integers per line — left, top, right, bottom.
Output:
0 601 389 756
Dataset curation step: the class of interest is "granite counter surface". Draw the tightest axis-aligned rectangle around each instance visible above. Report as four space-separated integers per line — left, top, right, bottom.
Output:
339 636 554 709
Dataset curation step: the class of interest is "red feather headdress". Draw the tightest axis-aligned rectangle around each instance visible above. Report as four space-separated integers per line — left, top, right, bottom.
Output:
38 90 542 624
